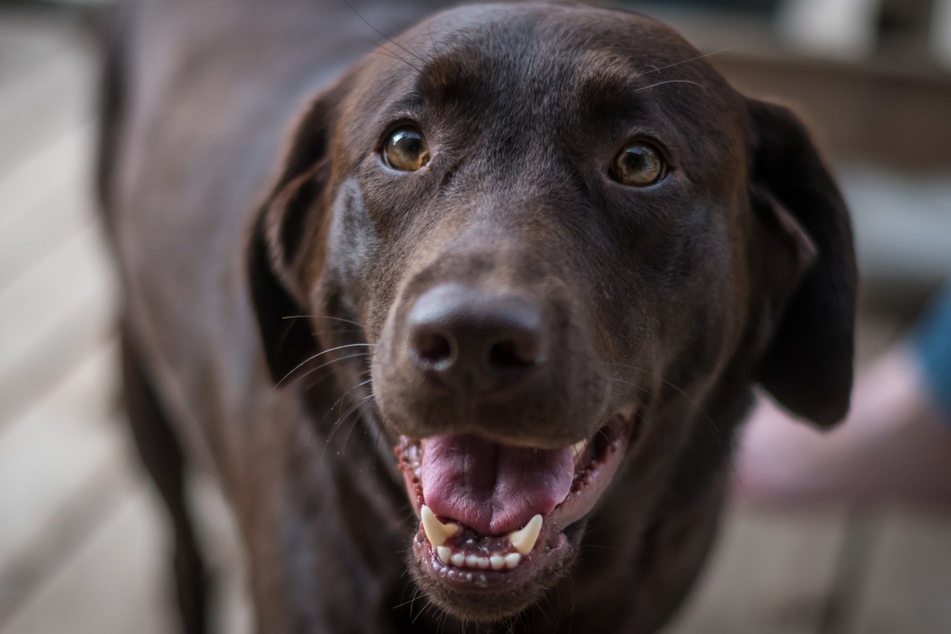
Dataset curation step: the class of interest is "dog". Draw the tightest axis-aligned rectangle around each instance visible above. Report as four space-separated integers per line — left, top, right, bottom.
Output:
98 0 857 631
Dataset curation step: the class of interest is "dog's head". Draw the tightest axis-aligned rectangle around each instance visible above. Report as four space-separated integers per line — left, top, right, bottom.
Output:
248 2 855 623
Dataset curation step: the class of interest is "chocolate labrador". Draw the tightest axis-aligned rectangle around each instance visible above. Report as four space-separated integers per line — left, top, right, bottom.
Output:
98 0 857 631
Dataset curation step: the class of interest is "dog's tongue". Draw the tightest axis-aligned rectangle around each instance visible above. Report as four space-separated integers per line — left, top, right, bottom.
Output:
420 434 574 536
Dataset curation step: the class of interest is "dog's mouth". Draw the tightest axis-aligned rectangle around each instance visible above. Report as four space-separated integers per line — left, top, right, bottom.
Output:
394 411 635 615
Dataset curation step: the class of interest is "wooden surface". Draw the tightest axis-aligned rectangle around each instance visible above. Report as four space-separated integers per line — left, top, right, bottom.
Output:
0 6 949 633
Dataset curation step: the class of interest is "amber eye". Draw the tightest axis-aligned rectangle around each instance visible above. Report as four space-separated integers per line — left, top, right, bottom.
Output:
611 142 666 186
382 126 430 171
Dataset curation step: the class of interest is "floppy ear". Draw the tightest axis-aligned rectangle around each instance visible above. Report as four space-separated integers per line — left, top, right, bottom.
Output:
247 86 345 384
747 99 858 427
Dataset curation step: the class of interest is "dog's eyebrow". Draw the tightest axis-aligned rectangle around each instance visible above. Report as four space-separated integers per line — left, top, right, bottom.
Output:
387 91 426 113
413 53 491 110
570 49 709 122
573 51 643 87
571 57 655 118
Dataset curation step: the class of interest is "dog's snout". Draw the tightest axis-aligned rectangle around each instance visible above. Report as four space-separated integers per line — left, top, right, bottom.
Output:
406 284 547 393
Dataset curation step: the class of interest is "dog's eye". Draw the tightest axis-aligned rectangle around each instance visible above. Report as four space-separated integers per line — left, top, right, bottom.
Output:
383 127 430 171
611 142 665 187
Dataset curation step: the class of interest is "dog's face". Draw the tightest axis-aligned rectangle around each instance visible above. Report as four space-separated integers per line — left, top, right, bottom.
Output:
249 2 855 625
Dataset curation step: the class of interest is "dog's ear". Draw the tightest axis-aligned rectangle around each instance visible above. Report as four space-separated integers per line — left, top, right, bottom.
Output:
248 85 346 384
747 99 857 427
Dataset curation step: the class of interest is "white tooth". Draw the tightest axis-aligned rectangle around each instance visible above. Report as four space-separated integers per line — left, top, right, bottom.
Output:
465 554 479 568
507 514 543 556
421 505 458 547
490 555 506 570
477 556 490 569
504 553 522 569
571 440 588 460
450 552 466 567
436 546 451 564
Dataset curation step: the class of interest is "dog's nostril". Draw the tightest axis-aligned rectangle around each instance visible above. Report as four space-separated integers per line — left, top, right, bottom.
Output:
412 330 454 369
489 338 539 369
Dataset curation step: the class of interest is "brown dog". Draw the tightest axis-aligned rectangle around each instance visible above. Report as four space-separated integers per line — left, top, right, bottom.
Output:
99 0 857 631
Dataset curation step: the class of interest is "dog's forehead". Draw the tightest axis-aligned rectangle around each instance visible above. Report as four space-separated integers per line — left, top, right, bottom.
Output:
408 4 721 96
344 3 744 150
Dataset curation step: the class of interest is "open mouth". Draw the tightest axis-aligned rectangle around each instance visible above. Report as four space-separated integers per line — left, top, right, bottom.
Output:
395 412 635 596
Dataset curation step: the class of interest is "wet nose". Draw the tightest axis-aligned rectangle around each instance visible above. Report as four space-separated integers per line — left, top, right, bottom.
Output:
406 284 548 394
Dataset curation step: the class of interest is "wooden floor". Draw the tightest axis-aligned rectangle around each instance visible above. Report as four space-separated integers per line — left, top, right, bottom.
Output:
0 6 949 633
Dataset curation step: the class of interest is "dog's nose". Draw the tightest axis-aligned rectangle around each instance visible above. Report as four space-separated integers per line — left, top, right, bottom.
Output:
406 284 547 394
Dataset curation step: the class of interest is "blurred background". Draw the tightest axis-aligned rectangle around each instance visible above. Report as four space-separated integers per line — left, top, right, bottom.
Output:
0 0 948 632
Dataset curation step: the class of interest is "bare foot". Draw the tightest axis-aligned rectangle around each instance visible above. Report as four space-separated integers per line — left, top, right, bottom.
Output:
733 347 951 508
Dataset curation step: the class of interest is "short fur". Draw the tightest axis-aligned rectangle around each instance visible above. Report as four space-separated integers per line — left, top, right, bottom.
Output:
100 1 856 632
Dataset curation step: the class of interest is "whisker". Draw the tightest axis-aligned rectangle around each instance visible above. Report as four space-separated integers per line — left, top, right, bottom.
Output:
364 46 423 69
324 371 372 419
429 23 439 56
643 45 737 74
276 342 376 386
314 369 373 456
368 414 395 496
282 314 365 330
611 365 750 483
339 392 374 455
392 585 424 611
634 79 704 93
304 366 372 453
606 362 719 435
326 393 375 448
411 596 432 625
344 0 426 71
280 352 371 390
609 375 652 396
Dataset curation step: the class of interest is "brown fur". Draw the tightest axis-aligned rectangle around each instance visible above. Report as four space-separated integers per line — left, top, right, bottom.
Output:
100 1 856 632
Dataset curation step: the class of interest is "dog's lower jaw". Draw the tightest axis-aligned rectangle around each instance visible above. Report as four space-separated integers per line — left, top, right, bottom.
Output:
394 411 636 623
409 526 576 622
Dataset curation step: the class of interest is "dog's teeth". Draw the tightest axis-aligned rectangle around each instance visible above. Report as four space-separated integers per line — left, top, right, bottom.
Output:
440 550 518 570
421 505 458 547
507 514 543 556
571 440 588 461
424 508 537 571
436 546 451 564
464 554 491 569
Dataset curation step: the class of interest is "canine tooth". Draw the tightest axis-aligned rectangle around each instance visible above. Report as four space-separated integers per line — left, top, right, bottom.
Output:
507 514 543 556
450 552 466 567
490 555 506 570
421 505 458 547
504 553 522 569
571 440 588 460
436 546 451 564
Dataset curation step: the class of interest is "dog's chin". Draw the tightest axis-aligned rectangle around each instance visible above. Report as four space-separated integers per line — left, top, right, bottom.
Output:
394 412 636 622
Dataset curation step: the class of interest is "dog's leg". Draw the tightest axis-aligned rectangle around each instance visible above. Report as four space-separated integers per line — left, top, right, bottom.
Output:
121 328 209 634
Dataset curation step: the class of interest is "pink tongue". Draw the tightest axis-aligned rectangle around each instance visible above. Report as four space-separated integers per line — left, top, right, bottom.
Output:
420 434 575 536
